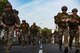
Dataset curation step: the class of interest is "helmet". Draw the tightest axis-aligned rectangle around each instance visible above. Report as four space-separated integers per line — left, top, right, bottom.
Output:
5 2 12 8
33 22 36 25
22 20 26 22
72 8 78 12
13 9 19 15
61 6 68 11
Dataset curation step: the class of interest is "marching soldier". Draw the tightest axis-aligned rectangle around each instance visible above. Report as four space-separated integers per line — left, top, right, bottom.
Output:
54 6 69 53
53 30 59 44
42 29 48 44
68 8 80 53
13 9 21 45
30 22 39 47
0 0 9 37
13 9 19 15
20 20 29 48
1 3 20 53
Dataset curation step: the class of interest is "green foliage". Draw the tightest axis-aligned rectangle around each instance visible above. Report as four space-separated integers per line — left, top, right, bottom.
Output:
41 27 52 36
0 0 8 14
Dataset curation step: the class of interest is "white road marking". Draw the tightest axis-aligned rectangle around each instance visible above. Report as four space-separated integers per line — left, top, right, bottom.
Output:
39 50 43 53
40 44 42 48
39 44 43 53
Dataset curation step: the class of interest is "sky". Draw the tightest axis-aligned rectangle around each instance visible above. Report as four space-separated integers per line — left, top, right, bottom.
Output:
9 0 80 30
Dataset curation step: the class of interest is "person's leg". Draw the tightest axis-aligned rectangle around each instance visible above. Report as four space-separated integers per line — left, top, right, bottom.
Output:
64 29 69 53
5 26 14 53
75 30 79 53
69 30 74 50
58 28 63 51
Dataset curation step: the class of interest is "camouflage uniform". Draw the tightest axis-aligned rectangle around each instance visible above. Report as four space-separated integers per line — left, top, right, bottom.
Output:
13 9 21 45
68 8 80 53
53 30 59 44
30 23 39 46
0 0 8 37
20 20 29 48
42 31 48 44
54 6 69 52
47 33 53 44
1 3 20 53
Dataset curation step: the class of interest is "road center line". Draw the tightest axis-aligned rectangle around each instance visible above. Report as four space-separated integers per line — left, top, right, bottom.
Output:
39 50 43 53
39 44 43 53
40 44 42 49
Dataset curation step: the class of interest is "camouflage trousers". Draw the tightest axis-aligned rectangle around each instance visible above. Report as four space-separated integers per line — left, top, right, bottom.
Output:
58 27 69 47
4 26 14 50
21 32 30 46
69 28 79 49
14 29 21 45
30 33 39 46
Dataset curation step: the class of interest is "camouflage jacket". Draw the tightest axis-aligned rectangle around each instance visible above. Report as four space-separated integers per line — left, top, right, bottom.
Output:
30 25 39 34
1 11 20 26
68 15 80 28
54 13 69 28
20 23 29 32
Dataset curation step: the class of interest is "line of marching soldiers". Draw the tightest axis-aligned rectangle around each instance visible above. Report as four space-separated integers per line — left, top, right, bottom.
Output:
54 6 80 53
0 0 20 53
0 1 43 53
14 20 53 47
0 1 53 53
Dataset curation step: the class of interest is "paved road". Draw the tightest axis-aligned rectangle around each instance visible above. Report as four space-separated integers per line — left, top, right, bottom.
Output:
0 44 80 53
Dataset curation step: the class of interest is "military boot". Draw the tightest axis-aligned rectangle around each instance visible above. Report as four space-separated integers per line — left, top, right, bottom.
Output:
75 48 79 53
5 47 10 53
59 45 62 51
64 47 68 53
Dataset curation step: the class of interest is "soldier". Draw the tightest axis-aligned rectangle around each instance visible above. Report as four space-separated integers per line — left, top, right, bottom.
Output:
47 33 53 44
30 22 39 47
54 6 69 53
1 3 20 53
42 30 48 44
0 0 9 37
13 9 21 45
20 20 29 48
68 8 80 53
53 30 59 44
13 9 19 15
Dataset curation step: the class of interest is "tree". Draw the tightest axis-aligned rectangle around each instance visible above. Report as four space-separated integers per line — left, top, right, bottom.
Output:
41 27 52 37
0 0 9 14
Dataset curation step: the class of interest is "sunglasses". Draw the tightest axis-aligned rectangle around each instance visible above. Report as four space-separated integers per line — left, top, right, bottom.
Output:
62 9 67 11
5 6 11 8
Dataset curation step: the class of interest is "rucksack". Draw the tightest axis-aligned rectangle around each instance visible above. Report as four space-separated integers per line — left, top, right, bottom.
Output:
2 12 16 25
